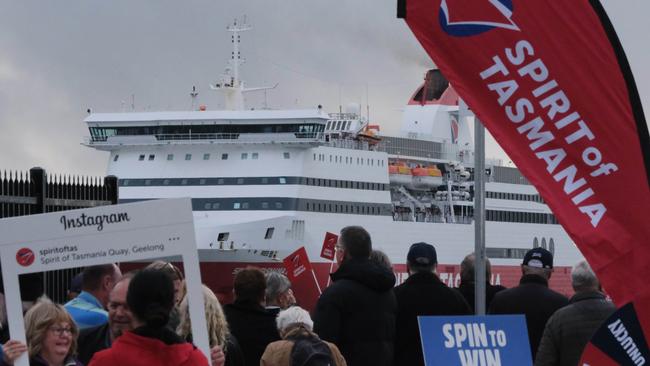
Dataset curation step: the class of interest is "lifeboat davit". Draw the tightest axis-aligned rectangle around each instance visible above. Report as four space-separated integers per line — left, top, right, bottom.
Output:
388 164 413 186
411 167 443 190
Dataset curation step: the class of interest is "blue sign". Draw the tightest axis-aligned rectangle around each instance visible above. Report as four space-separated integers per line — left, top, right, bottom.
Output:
418 315 532 366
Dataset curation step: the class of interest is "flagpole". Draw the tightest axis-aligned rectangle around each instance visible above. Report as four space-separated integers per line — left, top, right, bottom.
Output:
311 267 322 295
326 260 335 288
474 117 487 315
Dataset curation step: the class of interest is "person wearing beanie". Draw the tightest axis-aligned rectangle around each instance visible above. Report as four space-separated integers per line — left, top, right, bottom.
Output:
88 269 208 366
489 247 569 360
393 242 471 366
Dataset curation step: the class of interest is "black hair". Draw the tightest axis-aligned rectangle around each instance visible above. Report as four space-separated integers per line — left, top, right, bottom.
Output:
233 267 266 303
340 226 372 259
127 269 175 328
81 264 116 292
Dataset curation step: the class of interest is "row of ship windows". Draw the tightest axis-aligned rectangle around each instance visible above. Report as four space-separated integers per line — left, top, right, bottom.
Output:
114 152 292 162
486 191 544 203
313 153 385 167
326 120 352 131
486 210 558 224
120 176 388 191
305 202 386 215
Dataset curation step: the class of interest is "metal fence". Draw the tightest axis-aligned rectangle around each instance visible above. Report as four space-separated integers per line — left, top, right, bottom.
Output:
1 167 118 303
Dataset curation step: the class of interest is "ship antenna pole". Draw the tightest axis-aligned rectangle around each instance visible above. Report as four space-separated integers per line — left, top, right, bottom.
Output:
474 116 487 315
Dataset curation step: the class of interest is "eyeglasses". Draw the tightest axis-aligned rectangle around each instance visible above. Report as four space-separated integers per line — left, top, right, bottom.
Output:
49 326 73 336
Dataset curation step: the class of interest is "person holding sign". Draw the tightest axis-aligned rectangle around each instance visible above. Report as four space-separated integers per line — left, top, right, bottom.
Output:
88 269 208 366
1 299 83 366
313 226 397 366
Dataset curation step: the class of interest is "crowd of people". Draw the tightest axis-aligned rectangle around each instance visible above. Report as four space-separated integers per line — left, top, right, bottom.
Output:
0 225 615 366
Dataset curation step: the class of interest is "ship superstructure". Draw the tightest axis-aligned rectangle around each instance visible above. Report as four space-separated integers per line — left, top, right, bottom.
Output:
83 21 582 302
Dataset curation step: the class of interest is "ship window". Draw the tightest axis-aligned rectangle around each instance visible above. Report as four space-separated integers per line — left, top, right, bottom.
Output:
329 204 332 212
217 178 224 185
138 154 145 161
222 153 228 160
113 155 119 162
199 179 206 185
241 153 248 160
329 155 332 163
233 202 241 209
212 203 220 209
326 121 332 130
204 203 211 210
261 177 269 184
275 202 283 209
236 178 244 184
181 179 188 185
313 153 316 160
122 179 129 186
163 179 170 185
252 152 259 160
167 154 174 161
279 178 286 184
336 121 342 130
203 153 210 160
217 232 229 241
284 152 290 159
242 202 249 209
346 121 352 130
262 202 269 209
145 179 151 185
185 154 192 161
265 227 274 239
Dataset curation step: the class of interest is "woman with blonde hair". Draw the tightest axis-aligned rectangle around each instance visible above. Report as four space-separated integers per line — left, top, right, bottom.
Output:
177 285 243 366
2 298 82 366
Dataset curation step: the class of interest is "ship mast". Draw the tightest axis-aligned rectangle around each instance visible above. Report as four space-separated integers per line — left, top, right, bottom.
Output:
210 18 276 110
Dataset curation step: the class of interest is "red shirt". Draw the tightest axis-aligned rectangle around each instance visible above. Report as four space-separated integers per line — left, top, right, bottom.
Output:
88 330 208 366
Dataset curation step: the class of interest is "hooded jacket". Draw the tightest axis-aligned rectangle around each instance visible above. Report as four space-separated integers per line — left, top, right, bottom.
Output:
87 327 208 366
223 299 281 366
313 258 397 366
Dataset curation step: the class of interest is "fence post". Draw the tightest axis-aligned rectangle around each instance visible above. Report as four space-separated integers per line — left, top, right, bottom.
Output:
30 167 47 214
104 175 119 205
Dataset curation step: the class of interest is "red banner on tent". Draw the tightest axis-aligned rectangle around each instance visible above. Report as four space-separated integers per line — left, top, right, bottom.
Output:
320 232 338 261
398 0 650 305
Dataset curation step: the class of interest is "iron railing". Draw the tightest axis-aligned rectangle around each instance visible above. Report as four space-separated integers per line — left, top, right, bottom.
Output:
0 167 118 303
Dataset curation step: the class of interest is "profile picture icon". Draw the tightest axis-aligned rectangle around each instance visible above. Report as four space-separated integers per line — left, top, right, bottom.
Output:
16 248 35 267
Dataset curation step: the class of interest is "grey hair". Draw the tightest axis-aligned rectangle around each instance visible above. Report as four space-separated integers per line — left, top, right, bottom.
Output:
370 249 393 271
276 306 313 332
265 272 292 305
571 260 599 291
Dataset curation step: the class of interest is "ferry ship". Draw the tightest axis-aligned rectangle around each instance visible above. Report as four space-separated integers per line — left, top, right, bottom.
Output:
83 21 583 306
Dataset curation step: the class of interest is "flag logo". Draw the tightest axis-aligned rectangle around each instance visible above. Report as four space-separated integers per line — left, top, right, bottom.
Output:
16 247 35 267
439 0 519 37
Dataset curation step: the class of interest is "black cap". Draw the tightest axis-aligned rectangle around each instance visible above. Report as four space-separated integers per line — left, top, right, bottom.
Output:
523 247 553 269
407 242 437 266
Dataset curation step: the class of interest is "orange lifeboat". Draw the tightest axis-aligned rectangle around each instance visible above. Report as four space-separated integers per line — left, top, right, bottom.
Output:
388 164 413 186
411 166 443 190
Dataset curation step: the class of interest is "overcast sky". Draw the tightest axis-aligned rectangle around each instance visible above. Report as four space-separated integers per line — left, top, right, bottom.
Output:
0 0 647 177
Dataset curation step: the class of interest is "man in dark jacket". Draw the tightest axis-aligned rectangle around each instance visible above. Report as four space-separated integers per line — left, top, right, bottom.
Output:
535 260 615 366
394 242 471 366
457 253 506 314
313 226 397 366
224 267 280 366
489 248 569 361
78 274 133 365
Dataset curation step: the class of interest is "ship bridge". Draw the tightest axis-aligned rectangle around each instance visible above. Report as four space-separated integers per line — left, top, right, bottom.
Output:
84 109 328 151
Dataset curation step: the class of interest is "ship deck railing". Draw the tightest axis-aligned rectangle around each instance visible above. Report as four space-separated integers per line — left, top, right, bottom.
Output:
84 132 325 148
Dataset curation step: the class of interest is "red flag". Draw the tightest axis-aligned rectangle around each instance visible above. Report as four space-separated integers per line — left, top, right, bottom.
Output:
283 246 313 282
399 0 650 305
320 232 338 261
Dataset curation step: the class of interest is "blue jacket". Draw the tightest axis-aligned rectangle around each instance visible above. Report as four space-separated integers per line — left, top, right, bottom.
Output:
64 291 108 330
